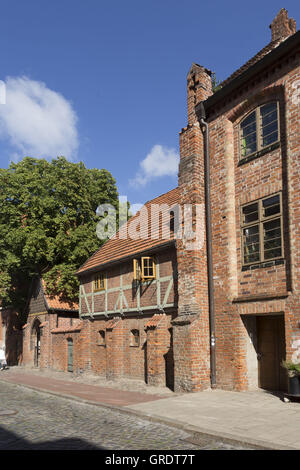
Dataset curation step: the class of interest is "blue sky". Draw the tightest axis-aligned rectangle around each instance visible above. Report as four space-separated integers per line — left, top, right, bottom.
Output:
0 1 298 209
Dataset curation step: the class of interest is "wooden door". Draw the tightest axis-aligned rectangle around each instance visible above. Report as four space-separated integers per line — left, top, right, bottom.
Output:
67 339 73 372
257 315 286 391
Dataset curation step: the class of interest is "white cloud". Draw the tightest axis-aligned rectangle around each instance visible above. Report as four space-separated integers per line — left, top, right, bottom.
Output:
0 76 79 161
130 144 179 187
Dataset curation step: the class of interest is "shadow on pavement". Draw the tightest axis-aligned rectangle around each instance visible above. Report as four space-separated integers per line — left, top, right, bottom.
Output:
0 425 104 450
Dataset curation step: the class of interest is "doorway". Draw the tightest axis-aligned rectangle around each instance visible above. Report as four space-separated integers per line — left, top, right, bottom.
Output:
32 320 41 367
257 315 287 392
67 338 73 372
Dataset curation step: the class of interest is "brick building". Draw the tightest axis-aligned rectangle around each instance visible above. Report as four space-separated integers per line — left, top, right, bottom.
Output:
0 306 23 366
21 278 80 371
4 9 299 394
175 7 300 392
76 189 179 388
77 8 300 393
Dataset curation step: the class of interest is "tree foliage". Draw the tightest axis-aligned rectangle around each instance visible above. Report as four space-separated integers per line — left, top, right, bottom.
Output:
0 157 119 316
211 72 222 93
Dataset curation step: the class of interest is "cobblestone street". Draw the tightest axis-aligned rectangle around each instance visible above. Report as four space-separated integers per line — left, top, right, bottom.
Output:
0 381 251 450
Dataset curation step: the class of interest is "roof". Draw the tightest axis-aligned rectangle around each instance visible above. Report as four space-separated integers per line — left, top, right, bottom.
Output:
204 11 299 113
41 279 79 312
77 187 179 275
145 314 165 329
220 9 297 88
219 38 283 89
51 323 82 334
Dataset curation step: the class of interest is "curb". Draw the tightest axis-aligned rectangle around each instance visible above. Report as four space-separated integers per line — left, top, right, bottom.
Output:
0 377 297 451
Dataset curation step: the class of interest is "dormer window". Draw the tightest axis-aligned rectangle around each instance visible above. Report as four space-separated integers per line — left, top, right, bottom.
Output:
133 257 156 281
240 102 279 159
93 272 106 291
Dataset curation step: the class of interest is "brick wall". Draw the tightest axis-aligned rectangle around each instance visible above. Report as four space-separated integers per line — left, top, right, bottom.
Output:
0 308 23 366
205 35 300 390
174 14 299 392
80 312 175 386
174 64 212 392
79 247 177 317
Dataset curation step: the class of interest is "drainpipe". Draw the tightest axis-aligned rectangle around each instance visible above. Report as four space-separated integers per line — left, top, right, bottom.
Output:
196 101 216 389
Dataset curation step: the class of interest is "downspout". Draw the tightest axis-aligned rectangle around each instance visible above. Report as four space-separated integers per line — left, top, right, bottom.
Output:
196 101 216 389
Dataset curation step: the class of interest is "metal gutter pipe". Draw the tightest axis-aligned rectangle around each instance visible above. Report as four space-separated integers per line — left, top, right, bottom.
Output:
196 101 217 388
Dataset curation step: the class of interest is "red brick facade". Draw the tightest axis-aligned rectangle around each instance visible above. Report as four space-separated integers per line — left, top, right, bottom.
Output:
175 8 300 392
3 9 299 394
21 278 80 371
76 246 177 386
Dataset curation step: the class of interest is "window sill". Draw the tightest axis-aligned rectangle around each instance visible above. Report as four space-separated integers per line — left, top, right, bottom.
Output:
238 141 280 166
242 258 285 271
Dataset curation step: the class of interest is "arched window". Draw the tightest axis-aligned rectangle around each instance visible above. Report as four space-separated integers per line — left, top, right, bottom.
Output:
240 102 279 159
30 319 41 350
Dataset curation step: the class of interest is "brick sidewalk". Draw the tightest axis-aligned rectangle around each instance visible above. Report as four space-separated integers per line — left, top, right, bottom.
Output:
0 370 164 407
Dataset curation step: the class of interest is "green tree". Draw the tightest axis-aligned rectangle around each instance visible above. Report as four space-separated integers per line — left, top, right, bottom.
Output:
0 156 119 318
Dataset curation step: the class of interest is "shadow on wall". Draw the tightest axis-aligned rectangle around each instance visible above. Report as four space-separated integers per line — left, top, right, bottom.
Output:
164 328 174 391
1 308 23 367
0 425 104 450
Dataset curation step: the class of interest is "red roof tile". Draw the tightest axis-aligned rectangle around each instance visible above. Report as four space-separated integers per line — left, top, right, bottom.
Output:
41 279 79 312
106 318 120 330
145 314 165 329
77 187 179 275
51 323 82 334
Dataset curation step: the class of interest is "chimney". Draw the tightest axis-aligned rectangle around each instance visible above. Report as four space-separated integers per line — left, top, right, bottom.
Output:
270 8 296 42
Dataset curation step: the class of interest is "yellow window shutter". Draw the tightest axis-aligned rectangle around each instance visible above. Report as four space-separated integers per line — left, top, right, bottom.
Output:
133 259 140 280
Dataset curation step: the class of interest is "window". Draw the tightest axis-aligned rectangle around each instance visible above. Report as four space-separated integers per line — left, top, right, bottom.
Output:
98 330 106 346
93 272 106 291
240 102 279 159
130 329 140 347
133 257 156 281
241 193 283 265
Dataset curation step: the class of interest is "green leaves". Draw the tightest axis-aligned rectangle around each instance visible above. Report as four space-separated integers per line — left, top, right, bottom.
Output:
0 156 119 313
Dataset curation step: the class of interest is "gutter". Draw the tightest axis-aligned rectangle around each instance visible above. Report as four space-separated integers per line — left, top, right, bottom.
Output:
196 102 216 389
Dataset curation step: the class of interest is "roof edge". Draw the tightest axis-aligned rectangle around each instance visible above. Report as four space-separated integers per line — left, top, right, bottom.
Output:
77 239 176 276
204 29 300 114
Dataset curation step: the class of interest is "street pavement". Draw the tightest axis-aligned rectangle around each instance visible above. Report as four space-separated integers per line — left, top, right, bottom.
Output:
0 380 249 450
1 367 299 450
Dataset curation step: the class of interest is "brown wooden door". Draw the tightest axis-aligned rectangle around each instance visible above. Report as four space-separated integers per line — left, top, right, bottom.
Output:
257 315 287 391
